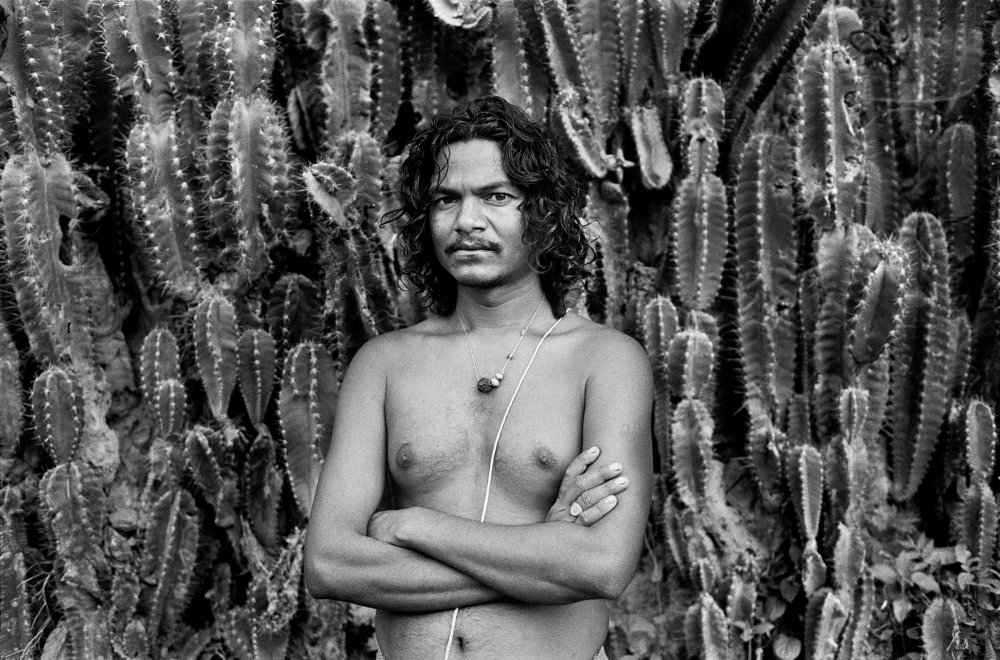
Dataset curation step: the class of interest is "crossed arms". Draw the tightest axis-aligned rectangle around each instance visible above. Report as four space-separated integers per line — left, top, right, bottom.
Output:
303 331 654 613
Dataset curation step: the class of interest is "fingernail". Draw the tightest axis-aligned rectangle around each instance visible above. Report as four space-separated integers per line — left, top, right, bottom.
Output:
570 502 583 516
609 462 622 472
588 446 600 455
615 476 627 486
603 495 617 506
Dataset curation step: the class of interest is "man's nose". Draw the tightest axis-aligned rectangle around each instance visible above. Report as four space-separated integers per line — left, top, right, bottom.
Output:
454 197 487 232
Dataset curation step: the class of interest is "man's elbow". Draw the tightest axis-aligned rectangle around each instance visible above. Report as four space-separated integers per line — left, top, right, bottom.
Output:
303 537 358 601
590 566 634 601
580 552 639 601
303 547 337 599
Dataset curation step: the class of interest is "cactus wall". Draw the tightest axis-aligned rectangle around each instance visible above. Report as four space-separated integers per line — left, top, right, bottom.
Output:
1 0 999 658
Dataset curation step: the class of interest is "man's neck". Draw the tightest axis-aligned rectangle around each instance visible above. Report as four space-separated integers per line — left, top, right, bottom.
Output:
452 282 553 332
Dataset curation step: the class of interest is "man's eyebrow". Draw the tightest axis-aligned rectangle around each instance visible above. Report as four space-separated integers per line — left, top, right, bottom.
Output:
432 181 518 196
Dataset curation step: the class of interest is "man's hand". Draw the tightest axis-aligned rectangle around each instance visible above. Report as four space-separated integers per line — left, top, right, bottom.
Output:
368 508 408 545
546 447 628 526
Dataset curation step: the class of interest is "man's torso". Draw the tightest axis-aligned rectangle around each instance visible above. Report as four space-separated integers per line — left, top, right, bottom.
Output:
375 313 609 659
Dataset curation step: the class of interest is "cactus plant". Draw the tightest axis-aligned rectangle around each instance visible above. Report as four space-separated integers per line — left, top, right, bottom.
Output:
0 1 998 657
278 341 338 517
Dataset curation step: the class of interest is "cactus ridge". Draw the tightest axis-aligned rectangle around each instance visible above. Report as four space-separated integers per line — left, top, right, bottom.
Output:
964 400 997 481
798 43 863 229
785 444 824 543
835 573 875 660
0 323 21 461
368 1 404 140
237 328 277 430
576 0 622 131
682 77 725 139
805 589 849 660
833 523 866 591
956 480 998 579
748 416 785 509
943 123 976 221
491 1 542 119
31 366 85 464
921 597 960 660
934 0 989 104
849 253 903 367
667 329 715 402
530 0 593 103
671 398 714 511
244 428 282 550
141 488 199 645
152 379 186 437
0 548 32 654
644 297 678 473
127 121 202 294
683 592 730 660
124 0 179 123
724 560 758 632
227 94 289 279
889 212 955 500
620 0 653 107
838 383 867 431
648 0 695 82
552 89 609 179
193 291 239 422
583 183 630 328
0 80 22 158
629 104 673 190
323 0 372 137
183 427 222 500
14 0 70 151
1 151 76 358
266 273 323 356
674 170 727 311
725 0 824 140
947 315 971 399
42 461 107 596
140 326 182 404
175 0 218 99
278 341 338 517
736 132 797 414
223 0 276 97
813 227 861 436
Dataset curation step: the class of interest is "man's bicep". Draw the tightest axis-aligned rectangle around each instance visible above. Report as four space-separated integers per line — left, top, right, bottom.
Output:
581 333 654 540
309 339 389 537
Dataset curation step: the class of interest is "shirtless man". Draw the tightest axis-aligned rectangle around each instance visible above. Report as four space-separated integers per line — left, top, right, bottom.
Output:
303 96 653 660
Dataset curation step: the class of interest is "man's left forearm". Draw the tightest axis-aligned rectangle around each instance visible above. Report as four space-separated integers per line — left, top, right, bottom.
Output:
382 507 638 604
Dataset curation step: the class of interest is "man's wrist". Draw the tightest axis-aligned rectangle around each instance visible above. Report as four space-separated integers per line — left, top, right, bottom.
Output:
396 506 427 547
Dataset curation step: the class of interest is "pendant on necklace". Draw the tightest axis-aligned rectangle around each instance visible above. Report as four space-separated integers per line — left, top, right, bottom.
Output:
477 378 494 393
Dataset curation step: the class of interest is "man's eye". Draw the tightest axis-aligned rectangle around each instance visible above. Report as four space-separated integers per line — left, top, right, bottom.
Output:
433 196 456 207
487 192 511 202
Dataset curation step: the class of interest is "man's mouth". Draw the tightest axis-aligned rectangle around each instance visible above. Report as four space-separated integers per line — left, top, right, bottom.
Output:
449 243 494 253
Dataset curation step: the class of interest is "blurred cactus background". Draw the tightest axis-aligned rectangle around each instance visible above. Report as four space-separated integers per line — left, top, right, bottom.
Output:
1 0 1000 658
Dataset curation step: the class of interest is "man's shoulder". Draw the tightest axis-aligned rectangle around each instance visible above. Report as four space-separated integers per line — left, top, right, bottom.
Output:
561 314 648 364
353 318 442 363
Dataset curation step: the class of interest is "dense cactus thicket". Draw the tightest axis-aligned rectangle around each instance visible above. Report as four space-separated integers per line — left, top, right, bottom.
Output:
1 0 1000 658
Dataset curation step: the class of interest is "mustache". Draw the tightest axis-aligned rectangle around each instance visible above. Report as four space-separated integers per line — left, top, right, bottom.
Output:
447 240 497 253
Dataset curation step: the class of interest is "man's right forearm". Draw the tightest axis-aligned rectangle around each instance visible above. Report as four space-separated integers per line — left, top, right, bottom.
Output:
304 533 505 613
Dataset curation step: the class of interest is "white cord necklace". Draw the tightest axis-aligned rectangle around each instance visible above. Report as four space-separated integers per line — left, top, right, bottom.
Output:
456 298 545 393
442 313 565 660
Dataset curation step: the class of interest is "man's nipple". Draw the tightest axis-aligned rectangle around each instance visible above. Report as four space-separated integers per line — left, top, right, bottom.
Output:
395 443 414 470
532 446 557 470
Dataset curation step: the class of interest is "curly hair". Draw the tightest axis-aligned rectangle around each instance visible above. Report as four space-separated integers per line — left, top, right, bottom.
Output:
384 96 591 317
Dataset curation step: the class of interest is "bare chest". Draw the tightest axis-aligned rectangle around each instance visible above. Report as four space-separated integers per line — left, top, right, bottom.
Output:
384 347 586 518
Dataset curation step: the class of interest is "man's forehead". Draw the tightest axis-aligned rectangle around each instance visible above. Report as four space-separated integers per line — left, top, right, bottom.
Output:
432 139 512 189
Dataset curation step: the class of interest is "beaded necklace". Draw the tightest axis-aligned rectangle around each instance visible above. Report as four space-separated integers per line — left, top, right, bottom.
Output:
456 298 545 393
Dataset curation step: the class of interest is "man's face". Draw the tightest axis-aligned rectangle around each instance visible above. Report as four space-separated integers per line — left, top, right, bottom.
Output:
429 139 535 291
